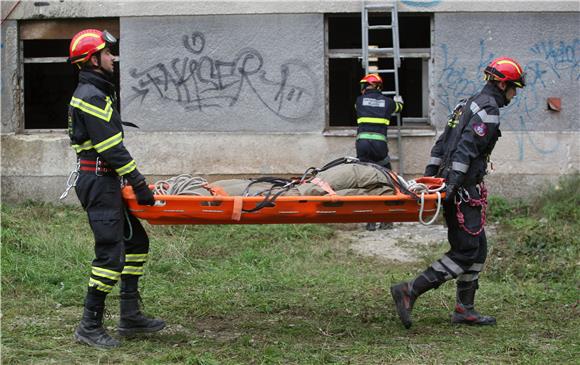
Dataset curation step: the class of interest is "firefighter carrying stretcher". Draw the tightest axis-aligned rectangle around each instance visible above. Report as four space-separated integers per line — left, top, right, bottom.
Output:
390 57 527 328
66 29 165 349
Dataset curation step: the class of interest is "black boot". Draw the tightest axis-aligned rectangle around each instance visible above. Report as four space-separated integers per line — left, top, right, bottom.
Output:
390 268 446 329
118 275 165 336
452 280 496 325
118 291 166 336
74 291 120 349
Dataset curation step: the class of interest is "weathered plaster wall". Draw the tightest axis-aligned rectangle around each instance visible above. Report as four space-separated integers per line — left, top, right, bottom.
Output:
1 4 579 204
120 15 324 132
1 20 19 134
430 12 580 184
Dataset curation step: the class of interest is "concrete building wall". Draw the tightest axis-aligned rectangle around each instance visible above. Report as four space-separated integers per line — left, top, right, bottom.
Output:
431 12 580 191
120 15 324 132
1 1 579 204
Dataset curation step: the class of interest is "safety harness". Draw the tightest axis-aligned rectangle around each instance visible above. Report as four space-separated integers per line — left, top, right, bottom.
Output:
455 183 488 236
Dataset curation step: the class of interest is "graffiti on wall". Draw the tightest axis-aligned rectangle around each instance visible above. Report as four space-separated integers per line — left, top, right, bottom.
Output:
124 32 317 121
437 38 580 160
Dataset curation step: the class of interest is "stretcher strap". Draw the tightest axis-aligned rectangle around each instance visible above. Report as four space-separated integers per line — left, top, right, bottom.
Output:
310 177 336 195
232 196 243 221
206 183 229 196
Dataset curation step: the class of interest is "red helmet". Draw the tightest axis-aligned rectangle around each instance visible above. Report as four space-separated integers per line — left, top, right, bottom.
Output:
69 29 117 65
360 73 383 86
484 57 526 88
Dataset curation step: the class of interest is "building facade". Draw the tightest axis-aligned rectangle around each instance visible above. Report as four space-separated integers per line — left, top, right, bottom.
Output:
1 0 579 203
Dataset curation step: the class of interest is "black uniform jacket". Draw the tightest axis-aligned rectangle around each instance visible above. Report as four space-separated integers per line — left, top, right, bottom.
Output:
68 70 137 177
355 89 403 137
427 83 507 186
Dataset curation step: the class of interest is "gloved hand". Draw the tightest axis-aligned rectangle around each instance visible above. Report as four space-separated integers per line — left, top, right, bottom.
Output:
133 180 155 206
443 183 458 204
126 170 155 206
424 164 439 177
394 95 404 104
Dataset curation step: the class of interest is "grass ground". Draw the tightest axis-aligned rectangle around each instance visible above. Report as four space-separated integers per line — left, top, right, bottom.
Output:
1 175 578 364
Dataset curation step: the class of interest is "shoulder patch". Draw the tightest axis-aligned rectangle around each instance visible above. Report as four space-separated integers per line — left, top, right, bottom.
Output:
472 122 488 137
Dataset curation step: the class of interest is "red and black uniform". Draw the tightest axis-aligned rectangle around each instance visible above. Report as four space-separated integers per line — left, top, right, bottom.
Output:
68 69 150 296
355 89 403 169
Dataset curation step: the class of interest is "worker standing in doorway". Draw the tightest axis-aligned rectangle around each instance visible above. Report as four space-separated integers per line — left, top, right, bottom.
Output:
390 57 526 328
67 29 165 348
355 73 404 231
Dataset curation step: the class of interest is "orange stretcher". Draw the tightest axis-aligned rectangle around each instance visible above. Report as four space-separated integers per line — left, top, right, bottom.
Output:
122 177 445 225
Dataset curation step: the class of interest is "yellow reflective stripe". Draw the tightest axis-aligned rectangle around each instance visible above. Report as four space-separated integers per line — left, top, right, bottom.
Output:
496 59 523 75
116 160 137 176
357 132 387 142
70 96 113 122
91 266 121 281
93 132 123 153
126 253 148 263
395 102 403 113
122 266 144 275
72 140 94 153
71 33 102 52
357 117 390 125
88 278 113 293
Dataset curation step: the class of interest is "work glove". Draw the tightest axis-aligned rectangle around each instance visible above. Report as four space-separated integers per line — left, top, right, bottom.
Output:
443 169 464 204
424 164 439 177
126 170 155 206
133 180 155 206
443 183 458 205
394 95 404 104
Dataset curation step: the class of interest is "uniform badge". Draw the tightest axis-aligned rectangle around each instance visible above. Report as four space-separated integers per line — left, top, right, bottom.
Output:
473 122 488 137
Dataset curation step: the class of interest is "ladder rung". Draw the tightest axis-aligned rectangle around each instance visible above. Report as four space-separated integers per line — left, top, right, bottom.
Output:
375 69 396 74
368 25 392 30
382 91 397 96
368 47 393 53
365 4 394 10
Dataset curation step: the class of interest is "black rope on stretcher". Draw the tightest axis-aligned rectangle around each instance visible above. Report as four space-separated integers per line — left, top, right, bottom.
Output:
241 177 296 213
240 157 418 214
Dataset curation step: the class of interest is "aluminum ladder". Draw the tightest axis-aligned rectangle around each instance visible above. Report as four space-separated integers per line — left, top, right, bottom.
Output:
361 0 404 175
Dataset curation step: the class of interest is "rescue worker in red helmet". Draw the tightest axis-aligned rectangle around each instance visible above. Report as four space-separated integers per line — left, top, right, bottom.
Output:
67 29 165 349
390 57 526 328
355 73 404 230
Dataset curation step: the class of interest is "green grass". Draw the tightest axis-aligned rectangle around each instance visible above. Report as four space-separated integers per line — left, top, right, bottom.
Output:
2 175 579 364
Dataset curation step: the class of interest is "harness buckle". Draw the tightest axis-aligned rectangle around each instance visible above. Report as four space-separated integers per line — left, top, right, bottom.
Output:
95 157 103 176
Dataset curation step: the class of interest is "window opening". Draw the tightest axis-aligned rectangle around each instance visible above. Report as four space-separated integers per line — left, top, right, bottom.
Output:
327 13 431 128
20 19 119 130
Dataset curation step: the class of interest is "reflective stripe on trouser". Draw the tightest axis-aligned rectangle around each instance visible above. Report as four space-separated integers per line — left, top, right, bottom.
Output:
430 186 487 281
75 174 150 293
357 132 387 142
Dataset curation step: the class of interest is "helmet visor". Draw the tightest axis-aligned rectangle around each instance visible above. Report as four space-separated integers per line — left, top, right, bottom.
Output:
102 30 117 45
512 72 526 88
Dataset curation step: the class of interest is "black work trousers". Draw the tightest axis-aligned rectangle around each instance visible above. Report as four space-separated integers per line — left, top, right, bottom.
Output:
356 139 392 170
442 185 487 271
75 174 149 294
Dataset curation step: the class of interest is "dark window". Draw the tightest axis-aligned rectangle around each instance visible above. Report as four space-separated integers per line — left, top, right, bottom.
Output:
20 19 119 130
327 13 431 127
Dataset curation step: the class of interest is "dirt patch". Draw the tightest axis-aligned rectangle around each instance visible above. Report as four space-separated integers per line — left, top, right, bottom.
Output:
336 222 496 263
336 222 448 263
